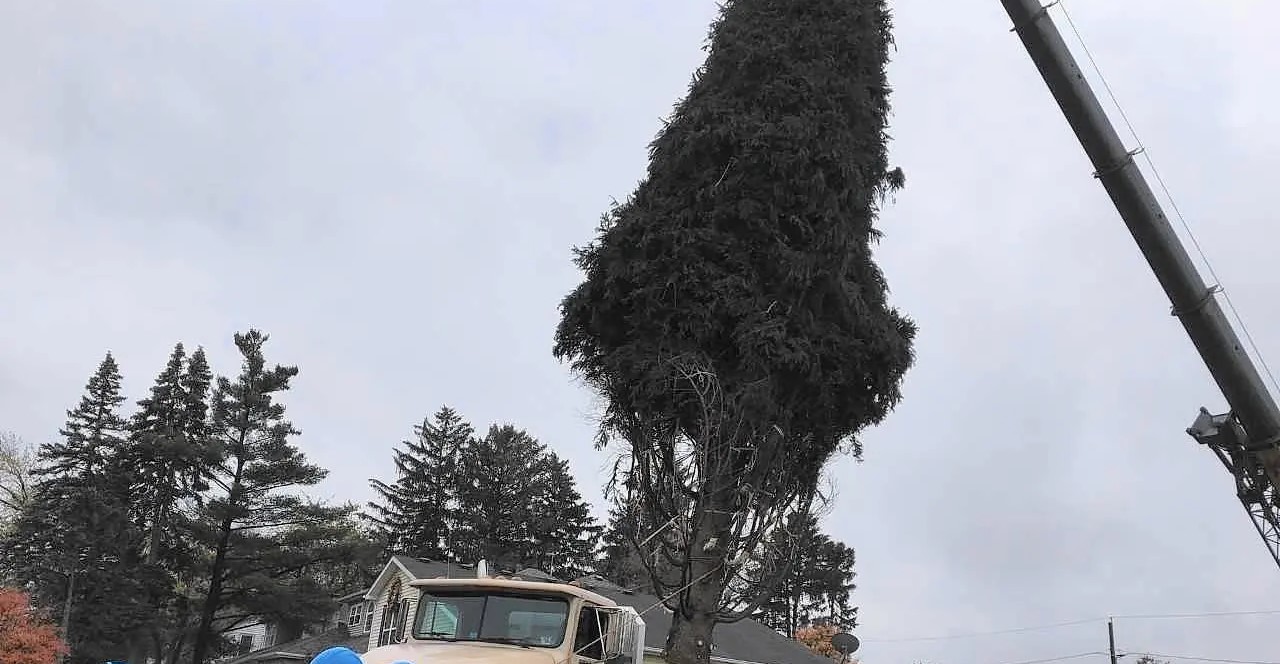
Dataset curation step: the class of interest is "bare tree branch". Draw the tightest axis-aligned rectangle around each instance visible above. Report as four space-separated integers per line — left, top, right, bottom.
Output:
0 431 36 521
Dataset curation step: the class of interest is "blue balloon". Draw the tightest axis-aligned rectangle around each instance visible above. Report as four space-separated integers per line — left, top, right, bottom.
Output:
309 646 364 664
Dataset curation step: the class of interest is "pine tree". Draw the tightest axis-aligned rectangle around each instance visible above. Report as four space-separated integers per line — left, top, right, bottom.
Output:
525 452 601 578
36 353 129 486
367 406 472 559
1 354 155 664
752 516 857 636
596 503 652 591
121 343 215 664
188 330 354 664
453 424 547 569
128 344 215 563
553 0 915 661
811 540 856 629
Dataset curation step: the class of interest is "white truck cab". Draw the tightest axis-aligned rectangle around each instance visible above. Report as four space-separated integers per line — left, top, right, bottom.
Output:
360 577 645 664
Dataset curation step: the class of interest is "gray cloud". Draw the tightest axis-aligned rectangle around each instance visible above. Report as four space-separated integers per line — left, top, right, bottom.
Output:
3 1 1278 663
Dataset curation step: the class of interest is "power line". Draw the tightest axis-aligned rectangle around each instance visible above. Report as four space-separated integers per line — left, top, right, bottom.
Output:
860 618 1103 643
859 610 1280 643
1134 653 1280 664
1113 609 1280 620
996 652 1107 664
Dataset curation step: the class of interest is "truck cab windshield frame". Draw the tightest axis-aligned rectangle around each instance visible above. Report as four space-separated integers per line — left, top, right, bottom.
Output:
412 589 570 649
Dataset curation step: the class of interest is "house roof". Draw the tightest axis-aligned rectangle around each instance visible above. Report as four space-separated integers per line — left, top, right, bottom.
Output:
221 627 368 664
395 555 479 580
587 587 836 664
363 556 478 600
512 567 560 582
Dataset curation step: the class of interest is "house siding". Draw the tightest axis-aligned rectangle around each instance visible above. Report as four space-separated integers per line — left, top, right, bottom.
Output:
223 621 272 654
337 597 376 638
366 565 419 651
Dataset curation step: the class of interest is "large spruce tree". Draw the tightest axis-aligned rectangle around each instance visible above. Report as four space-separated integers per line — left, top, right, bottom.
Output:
751 513 857 637
1 354 155 664
189 331 355 664
553 1 914 662
596 502 656 592
122 343 215 664
446 424 599 574
127 344 216 565
367 406 472 559
452 424 546 568
526 452 601 577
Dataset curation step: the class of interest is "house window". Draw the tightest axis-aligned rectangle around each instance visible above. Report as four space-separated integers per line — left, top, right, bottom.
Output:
394 598 411 641
349 602 364 629
237 634 253 656
365 601 374 632
379 602 401 647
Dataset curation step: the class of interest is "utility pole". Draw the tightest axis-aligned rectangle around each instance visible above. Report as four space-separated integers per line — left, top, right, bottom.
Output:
997 0 1280 570
1107 617 1118 664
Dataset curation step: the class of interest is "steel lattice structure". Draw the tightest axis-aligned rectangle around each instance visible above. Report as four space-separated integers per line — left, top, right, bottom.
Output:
1189 409 1280 570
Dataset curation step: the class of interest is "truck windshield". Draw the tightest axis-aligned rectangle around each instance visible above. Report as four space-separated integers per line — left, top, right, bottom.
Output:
412 590 569 648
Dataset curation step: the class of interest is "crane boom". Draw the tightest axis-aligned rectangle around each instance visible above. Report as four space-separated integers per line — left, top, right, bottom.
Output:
998 0 1280 570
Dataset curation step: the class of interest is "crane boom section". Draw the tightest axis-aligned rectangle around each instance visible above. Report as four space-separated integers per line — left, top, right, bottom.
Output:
998 0 1280 568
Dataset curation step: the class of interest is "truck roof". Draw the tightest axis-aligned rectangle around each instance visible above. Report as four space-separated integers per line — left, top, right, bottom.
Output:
408 576 618 607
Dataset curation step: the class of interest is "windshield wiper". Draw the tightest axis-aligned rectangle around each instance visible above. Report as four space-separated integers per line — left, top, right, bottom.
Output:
478 637 532 648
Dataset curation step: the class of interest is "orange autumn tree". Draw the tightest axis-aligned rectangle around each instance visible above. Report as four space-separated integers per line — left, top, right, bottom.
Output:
795 623 859 663
0 588 67 664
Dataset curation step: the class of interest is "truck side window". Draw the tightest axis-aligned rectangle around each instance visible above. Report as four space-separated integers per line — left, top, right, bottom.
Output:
574 608 607 661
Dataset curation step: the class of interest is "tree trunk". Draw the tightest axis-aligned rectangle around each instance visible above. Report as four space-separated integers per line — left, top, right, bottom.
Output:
664 500 732 664
60 570 76 663
189 510 232 664
665 608 717 664
126 497 168 664
190 458 243 664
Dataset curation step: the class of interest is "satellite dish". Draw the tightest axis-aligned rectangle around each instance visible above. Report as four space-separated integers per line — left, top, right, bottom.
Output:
831 632 860 656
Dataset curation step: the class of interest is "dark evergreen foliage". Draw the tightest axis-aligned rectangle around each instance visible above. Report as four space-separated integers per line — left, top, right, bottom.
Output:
188 330 357 664
526 451 603 578
35 353 130 486
553 1 914 662
369 414 601 577
367 406 472 560
0 354 156 664
596 502 657 592
120 343 216 664
751 513 857 637
452 424 549 568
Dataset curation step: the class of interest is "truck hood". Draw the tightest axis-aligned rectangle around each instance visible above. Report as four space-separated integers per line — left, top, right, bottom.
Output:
361 641 562 664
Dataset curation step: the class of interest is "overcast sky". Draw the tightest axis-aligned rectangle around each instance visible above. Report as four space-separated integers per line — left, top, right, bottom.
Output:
3 1 1278 663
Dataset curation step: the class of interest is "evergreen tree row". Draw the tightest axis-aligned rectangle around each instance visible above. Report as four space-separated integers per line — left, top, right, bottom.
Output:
0 331 379 664
366 407 601 579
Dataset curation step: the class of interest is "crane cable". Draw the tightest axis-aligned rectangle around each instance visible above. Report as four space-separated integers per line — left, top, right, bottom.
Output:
1054 0 1280 401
